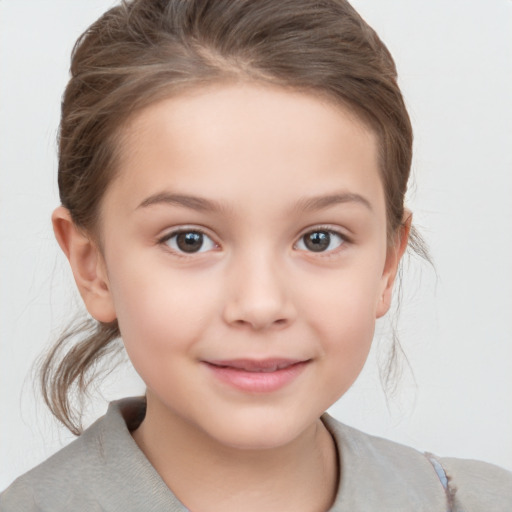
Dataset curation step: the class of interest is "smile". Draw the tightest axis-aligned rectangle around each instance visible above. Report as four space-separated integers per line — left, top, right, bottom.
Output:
202 358 310 393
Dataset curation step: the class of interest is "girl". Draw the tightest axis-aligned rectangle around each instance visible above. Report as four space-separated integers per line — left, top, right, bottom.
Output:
1 0 511 510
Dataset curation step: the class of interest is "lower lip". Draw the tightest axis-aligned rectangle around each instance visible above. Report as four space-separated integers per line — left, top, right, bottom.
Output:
204 361 309 393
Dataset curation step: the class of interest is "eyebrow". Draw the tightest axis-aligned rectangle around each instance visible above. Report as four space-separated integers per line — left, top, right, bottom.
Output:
137 192 225 212
295 192 372 212
137 191 372 213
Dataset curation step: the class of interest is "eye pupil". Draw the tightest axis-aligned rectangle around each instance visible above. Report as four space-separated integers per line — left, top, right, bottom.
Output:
177 232 203 253
304 231 330 252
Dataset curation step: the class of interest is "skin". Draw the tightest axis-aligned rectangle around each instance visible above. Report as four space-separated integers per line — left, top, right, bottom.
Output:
53 83 409 512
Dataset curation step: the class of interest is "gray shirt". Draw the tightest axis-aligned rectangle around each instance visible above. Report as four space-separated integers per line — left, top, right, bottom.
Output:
1 397 511 511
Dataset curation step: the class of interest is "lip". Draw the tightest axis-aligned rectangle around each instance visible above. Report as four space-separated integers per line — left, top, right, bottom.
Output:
203 358 310 393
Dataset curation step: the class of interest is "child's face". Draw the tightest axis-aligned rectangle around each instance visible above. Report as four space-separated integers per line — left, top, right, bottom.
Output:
94 83 399 449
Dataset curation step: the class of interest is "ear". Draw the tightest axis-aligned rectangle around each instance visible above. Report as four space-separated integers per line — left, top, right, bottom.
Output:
52 206 117 323
376 210 412 318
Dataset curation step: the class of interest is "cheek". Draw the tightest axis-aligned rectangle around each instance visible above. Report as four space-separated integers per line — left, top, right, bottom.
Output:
297 258 384 378
107 260 220 364
306 283 378 406
302 260 384 334
315 288 377 362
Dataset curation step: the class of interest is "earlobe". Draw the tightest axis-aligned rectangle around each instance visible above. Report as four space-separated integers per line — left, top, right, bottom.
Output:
376 210 412 318
52 206 117 323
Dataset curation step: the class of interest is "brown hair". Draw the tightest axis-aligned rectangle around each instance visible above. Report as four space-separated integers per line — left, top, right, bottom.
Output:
41 0 428 434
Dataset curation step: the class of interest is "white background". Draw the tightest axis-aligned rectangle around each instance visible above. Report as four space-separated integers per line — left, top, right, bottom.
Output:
1 0 511 489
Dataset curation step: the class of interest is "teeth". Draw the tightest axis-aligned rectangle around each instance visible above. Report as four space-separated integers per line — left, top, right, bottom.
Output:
246 364 292 372
257 365 278 373
215 361 299 372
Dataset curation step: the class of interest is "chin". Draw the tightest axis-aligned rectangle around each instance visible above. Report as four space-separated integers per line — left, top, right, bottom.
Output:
202 410 318 451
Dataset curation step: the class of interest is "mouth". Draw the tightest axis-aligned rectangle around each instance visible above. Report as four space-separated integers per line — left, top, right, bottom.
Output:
202 358 310 393
206 358 306 372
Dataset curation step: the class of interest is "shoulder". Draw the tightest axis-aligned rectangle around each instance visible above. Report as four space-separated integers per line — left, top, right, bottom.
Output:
439 456 512 511
323 414 512 511
0 398 177 512
0 408 114 512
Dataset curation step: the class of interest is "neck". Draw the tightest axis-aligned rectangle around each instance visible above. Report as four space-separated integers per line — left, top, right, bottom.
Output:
132 395 338 512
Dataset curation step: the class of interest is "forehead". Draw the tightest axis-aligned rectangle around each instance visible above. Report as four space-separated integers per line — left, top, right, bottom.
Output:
107 83 384 219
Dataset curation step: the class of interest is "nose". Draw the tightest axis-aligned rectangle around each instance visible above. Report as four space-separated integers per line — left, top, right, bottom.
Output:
222 250 296 331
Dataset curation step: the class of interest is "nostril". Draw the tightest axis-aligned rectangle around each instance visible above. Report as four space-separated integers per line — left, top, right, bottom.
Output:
230 316 288 331
222 289 296 330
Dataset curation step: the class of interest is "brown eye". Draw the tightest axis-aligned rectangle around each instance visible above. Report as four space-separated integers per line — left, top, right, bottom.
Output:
176 232 203 252
164 230 216 254
296 230 345 253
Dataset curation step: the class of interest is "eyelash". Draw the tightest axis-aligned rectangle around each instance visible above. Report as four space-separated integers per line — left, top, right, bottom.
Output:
158 227 218 258
158 226 349 258
294 226 349 256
